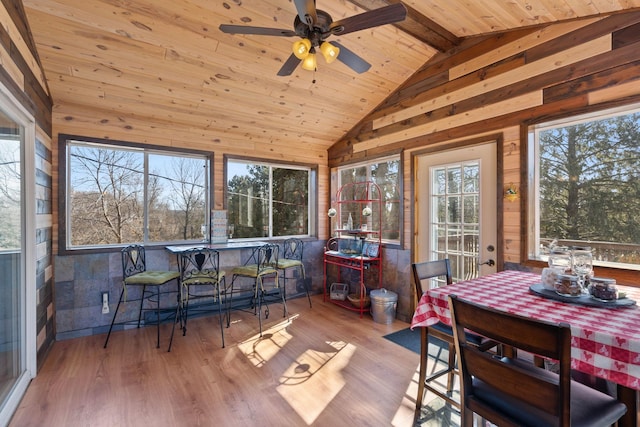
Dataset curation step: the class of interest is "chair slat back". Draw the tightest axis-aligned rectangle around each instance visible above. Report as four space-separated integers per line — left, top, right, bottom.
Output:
412 259 452 302
179 247 222 283
257 243 279 274
282 238 303 261
449 295 572 425
122 244 147 278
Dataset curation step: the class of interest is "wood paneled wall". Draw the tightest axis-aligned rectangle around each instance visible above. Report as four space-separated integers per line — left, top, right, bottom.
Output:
0 0 54 367
329 11 640 279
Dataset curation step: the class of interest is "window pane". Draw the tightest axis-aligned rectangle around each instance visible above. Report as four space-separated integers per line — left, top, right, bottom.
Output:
0 134 21 250
272 167 308 236
372 160 400 241
447 195 460 223
66 141 209 248
227 160 310 240
227 163 269 238
340 166 367 184
463 164 479 193
69 145 144 245
148 154 207 242
338 156 401 243
532 106 640 269
447 167 461 193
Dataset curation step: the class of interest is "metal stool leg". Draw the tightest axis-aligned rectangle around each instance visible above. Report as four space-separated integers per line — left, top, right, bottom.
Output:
104 287 125 348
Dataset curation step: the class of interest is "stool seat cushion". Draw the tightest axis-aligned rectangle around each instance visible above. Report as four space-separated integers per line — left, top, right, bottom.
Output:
276 259 302 269
182 271 225 286
125 270 180 285
232 265 277 278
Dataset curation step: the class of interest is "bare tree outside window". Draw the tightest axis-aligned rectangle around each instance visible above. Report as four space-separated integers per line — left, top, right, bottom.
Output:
0 136 21 250
69 146 144 245
148 155 206 241
67 141 208 248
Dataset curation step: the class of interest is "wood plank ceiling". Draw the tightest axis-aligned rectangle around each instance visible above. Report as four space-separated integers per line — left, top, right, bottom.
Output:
22 0 640 158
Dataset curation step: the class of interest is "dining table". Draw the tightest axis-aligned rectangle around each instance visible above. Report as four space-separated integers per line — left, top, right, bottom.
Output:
411 269 640 427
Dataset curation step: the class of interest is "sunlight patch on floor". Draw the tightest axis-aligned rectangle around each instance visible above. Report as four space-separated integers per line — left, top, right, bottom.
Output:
276 341 353 425
237 314 298 367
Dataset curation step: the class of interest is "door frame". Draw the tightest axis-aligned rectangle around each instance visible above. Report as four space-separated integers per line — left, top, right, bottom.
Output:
0 81 37 425
410 134 505 275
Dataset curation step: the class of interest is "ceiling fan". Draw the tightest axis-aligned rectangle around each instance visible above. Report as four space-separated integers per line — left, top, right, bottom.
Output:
219 0 407 76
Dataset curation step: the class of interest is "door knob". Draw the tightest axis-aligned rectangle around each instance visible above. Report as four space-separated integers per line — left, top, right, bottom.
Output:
479 259 495 267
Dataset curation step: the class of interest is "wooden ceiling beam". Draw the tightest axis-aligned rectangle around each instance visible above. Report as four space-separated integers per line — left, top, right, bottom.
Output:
347 0 460 52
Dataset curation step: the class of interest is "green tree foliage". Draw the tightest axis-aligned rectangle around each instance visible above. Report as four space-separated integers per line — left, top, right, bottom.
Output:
539 113 640 244
227 162 309 238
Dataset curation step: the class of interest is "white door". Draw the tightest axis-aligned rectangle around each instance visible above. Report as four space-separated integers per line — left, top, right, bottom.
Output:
416 142 497 285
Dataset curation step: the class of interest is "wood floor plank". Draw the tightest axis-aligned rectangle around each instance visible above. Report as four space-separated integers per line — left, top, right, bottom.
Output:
10 295 421 426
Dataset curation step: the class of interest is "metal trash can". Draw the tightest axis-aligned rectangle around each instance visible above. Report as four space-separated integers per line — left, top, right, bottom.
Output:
370 288 398 324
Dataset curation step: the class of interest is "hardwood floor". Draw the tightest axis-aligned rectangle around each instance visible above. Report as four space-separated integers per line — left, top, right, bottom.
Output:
10 295 426 427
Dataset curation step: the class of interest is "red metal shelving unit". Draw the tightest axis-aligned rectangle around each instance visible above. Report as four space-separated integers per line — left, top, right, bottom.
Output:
323 181 382 317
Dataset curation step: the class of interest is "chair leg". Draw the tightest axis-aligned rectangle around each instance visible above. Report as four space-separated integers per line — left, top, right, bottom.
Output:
446 342 456 393
280 277 288 319
155 286 160 348
137 285 146 328
415 327 428 414
167 291 181 352
104 287 125 348
182 292 190 336
256 278 263 337
216 281 225 348
301 265 312 308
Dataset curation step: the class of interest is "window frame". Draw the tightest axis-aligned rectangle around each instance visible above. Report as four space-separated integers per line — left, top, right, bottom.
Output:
526 102 640 272
225 156 317 241
58 134 213 254
337 154 402 245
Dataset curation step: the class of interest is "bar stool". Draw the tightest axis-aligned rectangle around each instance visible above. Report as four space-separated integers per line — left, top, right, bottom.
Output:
168 247 226 351
104 245 180 349
229 243 286 336
277 238 311 308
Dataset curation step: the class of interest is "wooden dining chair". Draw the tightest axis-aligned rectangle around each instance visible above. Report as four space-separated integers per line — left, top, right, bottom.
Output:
448 294 627 427
168 247 226 351
412 259 492 413
104 245 180 349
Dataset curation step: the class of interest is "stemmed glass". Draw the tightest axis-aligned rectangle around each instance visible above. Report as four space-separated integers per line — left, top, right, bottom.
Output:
571 247 593 293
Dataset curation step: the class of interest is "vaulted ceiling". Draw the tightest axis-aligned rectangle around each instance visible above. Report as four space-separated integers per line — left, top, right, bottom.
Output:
22 0 640 155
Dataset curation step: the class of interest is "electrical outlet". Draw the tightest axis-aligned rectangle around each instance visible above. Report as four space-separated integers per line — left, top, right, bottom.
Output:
101 291 109 314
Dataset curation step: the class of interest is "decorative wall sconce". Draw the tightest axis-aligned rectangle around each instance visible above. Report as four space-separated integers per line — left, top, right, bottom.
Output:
504 183 519 202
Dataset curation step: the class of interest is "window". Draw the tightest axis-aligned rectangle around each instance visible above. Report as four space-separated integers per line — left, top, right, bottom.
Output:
64 138 209 249
528 104 640 270
338 155 401 243
226 159 312 239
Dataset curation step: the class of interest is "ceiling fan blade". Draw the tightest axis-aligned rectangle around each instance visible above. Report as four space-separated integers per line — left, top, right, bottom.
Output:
277 53 301 76
332 42 371 74
294 0 318 26
328 3 407 36
219 24 296 37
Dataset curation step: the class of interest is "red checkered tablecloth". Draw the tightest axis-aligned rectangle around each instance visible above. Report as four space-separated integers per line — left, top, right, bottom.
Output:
410 270 640 390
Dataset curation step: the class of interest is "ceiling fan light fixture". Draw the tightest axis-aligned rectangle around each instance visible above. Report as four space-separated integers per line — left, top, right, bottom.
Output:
301 51 317 71
292 38 312 59
320 41 340 63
